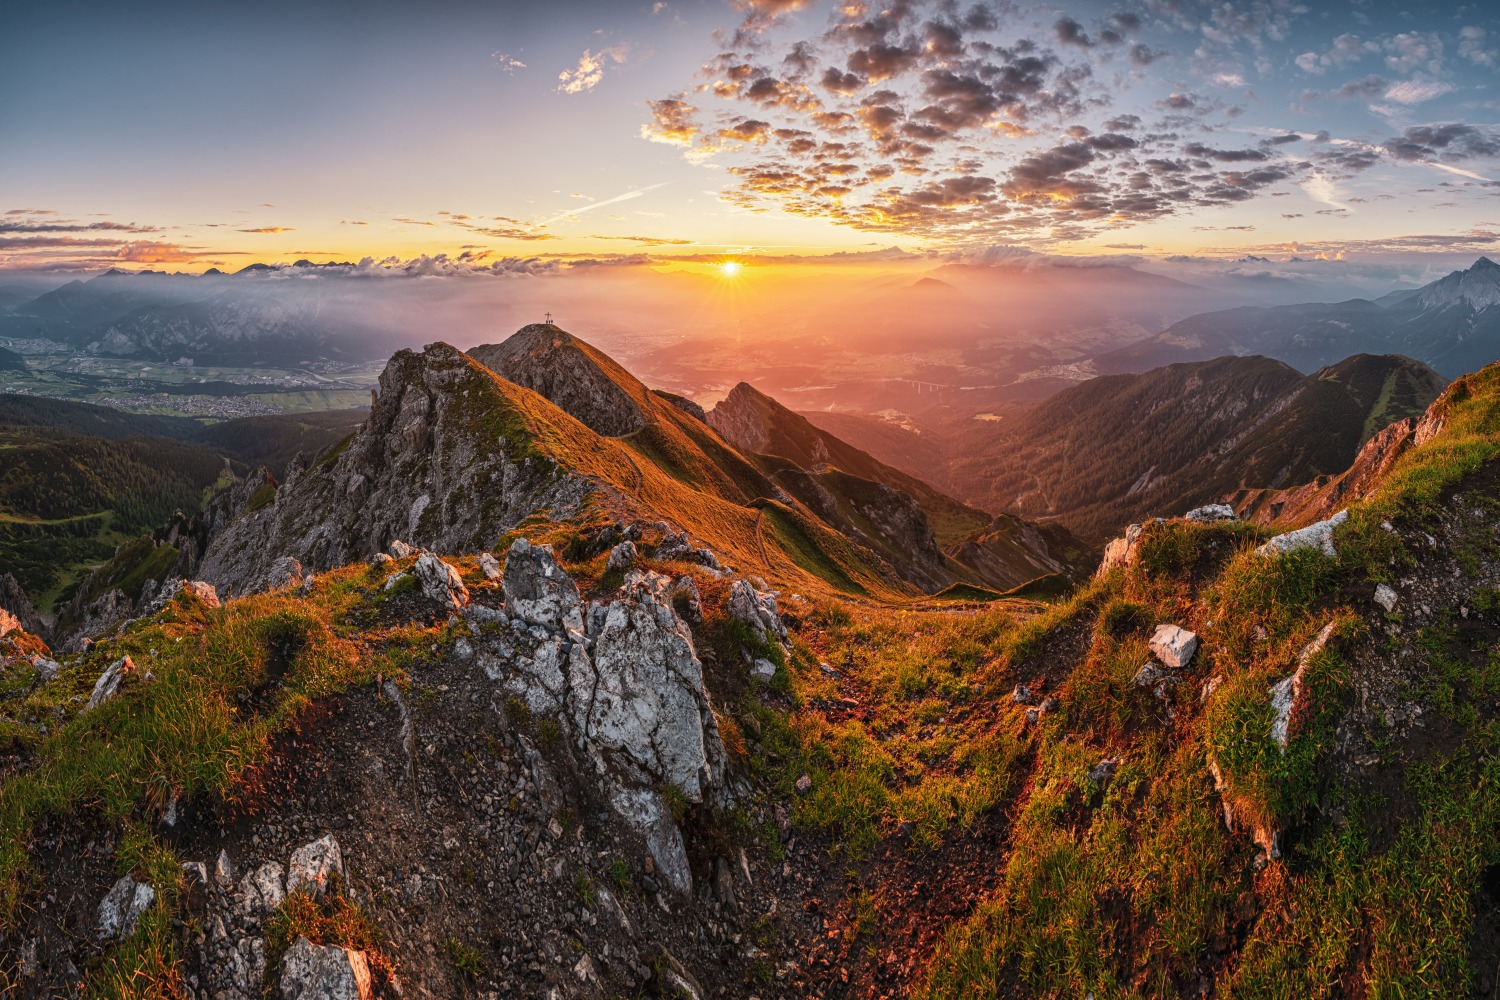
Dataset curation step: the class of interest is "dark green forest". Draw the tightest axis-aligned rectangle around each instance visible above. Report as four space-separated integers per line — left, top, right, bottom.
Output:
0 396 363 607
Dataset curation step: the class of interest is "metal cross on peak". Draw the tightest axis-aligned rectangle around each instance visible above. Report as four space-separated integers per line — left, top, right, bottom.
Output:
544 311 553 324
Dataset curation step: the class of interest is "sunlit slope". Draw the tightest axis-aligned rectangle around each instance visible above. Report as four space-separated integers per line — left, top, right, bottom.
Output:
769 358 1500 997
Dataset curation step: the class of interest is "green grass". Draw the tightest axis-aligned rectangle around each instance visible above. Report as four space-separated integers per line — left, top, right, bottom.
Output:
0 569 397 924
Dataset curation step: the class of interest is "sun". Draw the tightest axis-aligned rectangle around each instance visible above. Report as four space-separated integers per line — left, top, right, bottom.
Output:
717 260 742 278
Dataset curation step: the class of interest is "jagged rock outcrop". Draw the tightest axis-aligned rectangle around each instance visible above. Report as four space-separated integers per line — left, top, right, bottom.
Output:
412 554 469 611
607 540 638 572
59 588 134 653
728 579 787 643
468 324 648 437
0 574 48 642
1234 378 1455 528
502 538 584 633
180 343 599 595
470 540 728 893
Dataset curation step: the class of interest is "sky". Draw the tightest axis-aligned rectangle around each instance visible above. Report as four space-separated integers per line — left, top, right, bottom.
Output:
2 0 1498 275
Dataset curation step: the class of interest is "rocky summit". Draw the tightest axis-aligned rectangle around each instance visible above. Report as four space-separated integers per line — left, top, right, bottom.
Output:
5 324 1500 999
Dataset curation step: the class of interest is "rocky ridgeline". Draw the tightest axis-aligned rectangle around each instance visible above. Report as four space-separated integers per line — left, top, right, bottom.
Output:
185 342 598 598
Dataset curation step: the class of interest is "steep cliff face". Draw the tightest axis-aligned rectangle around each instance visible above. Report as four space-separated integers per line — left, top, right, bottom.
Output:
191 343 600 595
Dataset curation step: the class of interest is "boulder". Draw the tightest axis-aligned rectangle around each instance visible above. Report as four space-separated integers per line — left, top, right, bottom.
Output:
97 876 154 941
1149 624 1198 668
372 552 393 567
1133 661 1177 701
180 580 221 608
606 540 638 572
86 655 135 710
1010 684 1036 705
279 936 374 1000
502 538 583 633
1374 583 1397 612
727 579 787 643
387 540 413 559
412 553 469 610
1184 503 1237 523
286 835 343 898
479 551 502 581
1255 509 1349 559
750 658 777 682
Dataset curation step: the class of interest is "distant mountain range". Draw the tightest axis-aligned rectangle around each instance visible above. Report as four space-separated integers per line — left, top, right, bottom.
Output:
0 265 390 364
1096 257 1500 379
810 352 1446 542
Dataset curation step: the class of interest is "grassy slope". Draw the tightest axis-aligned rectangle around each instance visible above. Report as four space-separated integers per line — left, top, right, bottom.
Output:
765 360 1500 997
948 354 1445 542
460 354 909 602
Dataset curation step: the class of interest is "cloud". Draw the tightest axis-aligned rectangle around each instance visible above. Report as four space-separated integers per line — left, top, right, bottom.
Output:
1384 79 1455 105
1384 123 1500 162
1459 26 1495 68
0 219 158 234
640 97 700 146
237 226 295 234
633 0 1496 245
493 52 527 73
1296 33 1377 75
1382 32 1443 75
1332 74 1387 100
115 241 209 264
558 44 631 95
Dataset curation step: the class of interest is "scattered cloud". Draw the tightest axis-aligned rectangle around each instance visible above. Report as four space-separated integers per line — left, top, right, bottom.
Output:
237 226 295 234
640 97 700 146
0 219 158 234
558 44 631 94
1384 79 1455 105
493 52 527 73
